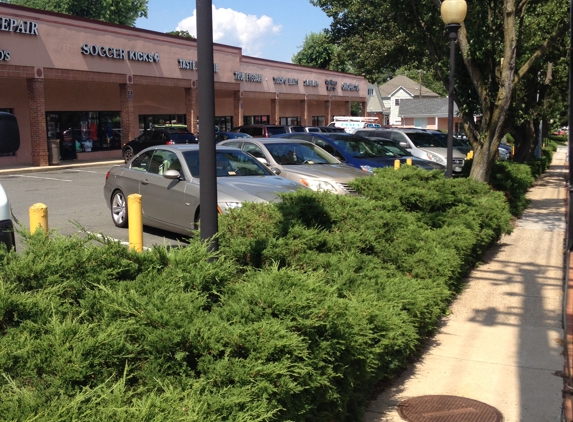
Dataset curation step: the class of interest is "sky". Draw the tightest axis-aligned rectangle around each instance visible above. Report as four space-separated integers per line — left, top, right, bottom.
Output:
135 0 333 63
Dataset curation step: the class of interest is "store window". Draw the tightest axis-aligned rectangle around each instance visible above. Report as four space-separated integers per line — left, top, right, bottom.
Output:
46 111 122 160
215 116 233 132
312 116 325 126
139 115 187 133
243 116 269 125
279 117 300 126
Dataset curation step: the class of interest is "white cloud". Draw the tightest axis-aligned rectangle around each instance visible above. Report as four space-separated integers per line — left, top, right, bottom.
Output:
176 5 282 57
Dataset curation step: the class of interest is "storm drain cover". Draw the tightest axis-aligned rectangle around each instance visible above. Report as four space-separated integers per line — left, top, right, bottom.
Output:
397 395 503 421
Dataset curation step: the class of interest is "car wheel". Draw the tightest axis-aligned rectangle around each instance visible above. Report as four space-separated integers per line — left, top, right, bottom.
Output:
111 190 128 228
123 147 134 163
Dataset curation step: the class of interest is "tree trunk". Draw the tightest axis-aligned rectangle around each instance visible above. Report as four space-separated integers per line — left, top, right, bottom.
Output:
469 131 502 181
512 120 536 162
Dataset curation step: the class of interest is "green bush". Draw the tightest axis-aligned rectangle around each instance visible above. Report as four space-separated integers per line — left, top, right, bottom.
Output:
0 166 515 421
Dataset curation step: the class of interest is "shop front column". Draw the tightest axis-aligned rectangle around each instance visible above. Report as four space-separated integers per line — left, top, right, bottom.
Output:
300 98 308 126
233 91 243 128
325 99 332 125
345 100 351 116
271 96 279 125
361 101 367 116
27 78 49 166
120 84 137 144
185 87 199 135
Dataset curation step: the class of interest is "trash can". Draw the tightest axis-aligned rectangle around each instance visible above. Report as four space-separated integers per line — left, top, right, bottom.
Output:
48 139 60 165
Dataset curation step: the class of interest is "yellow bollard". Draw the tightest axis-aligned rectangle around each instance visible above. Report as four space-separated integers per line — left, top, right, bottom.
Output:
511 146 515 157
29 203 48 234
406 158 412 166
394 159 400 170
128 194 143 252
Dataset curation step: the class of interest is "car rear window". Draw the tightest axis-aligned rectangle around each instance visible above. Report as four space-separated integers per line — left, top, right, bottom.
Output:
169 133 197 143
266 126 287 136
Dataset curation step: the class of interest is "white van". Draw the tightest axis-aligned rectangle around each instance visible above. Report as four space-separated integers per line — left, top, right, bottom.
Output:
328 116 381 134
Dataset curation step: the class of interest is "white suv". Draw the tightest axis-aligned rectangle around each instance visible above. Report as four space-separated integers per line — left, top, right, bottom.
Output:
0 185 15 250
0 112 20 250
357 128 466 175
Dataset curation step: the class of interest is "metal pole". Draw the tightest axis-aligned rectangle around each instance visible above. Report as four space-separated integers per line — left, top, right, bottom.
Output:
197 0 218 252
446 24 460 178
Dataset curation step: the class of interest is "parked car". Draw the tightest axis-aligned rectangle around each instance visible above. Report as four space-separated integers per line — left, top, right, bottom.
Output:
354 128 466 175
230 124 288 138
0 112 20 250
317 126 346 133
122 125 197 163
214 131 253 142
272 132 413 173
104 145 303 235
0 185 13 249
284 125 307 133
218 138 370 195
364 137 446 171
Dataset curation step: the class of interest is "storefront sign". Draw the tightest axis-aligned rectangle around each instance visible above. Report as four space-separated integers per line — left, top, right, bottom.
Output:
81 44 125 59
0 17 38 35
0 50 10 61
303 79 319 87
325 79 337 91
341 83 360 91
179 60 219 73
128 51 160 63
81 44 159 62
273 76 298 85
234 71 262 82
179 59 197 70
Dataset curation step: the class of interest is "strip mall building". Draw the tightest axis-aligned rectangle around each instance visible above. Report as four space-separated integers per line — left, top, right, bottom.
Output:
0 3 368 167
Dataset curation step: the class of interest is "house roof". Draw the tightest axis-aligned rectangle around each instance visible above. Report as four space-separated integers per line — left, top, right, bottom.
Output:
379 75 439 98
398 98 458 118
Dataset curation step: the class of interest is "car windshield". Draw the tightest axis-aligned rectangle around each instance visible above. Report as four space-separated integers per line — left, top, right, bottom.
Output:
264 142 339 165
369 139 410 157
183 150 273 177
405 132 446 148
327 134 397 158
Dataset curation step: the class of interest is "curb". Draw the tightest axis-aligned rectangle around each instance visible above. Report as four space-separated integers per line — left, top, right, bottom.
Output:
0 160 124 175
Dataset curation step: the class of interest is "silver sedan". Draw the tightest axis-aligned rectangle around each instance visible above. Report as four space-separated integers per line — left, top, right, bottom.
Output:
104 145 303 235
218 138 370 195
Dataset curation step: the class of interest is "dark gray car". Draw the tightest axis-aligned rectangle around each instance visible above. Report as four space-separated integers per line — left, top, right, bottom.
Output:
104 144 303 235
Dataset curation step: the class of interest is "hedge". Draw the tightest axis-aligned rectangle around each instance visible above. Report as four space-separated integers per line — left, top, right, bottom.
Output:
0 166 515 421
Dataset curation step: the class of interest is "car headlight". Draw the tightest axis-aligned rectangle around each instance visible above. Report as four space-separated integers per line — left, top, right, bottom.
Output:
300 178 337 193
360 165 374 173
218 202 243 213
425 152 446 164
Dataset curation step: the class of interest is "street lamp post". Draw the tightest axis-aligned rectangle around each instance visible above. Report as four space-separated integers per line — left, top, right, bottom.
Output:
441 0 467 178
197 0 218 251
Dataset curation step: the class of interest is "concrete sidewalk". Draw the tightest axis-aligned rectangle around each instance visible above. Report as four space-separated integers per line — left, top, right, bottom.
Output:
364 147 568 422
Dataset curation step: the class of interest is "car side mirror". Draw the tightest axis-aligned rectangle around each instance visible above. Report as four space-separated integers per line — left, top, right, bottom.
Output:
270 167 281 175
399 142 409 149
163 169 182 180
256 157 270 166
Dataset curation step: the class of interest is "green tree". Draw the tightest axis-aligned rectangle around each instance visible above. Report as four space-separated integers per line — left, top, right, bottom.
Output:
166 30 196 40
311 0 569 181
292 31 349 72
5 0 148 26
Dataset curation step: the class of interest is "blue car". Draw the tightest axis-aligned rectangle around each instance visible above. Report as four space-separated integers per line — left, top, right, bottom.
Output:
272 132 444 172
